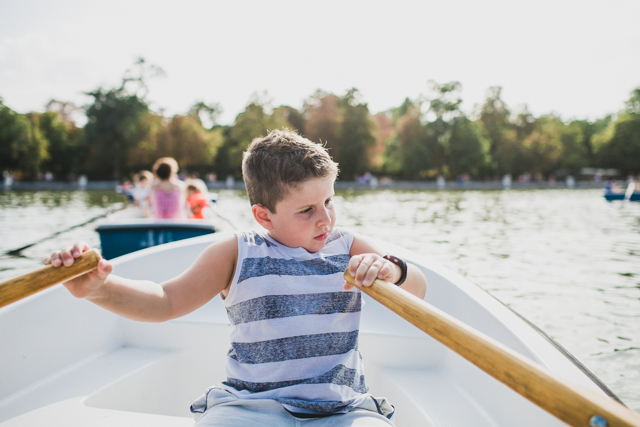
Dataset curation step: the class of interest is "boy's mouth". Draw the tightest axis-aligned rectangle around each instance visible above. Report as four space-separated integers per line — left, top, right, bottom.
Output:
314 231 329 241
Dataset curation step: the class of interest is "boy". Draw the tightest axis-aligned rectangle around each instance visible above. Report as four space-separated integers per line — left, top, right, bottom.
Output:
46 129 427 426
131 170 153 217
186 182 208 219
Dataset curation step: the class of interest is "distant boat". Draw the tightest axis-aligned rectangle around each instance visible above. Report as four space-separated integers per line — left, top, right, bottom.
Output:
604 192 640 202
604 182 639 202
95 202 220 259
0 233 630 426
96 217 217 259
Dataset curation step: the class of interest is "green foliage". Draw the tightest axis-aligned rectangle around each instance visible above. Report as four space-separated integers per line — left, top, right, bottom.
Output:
336 89 375 179
0 102 24 172
424 81 463 176
447 117 487 178
274 106 305 133
476 86 516 176
521 115 565 176
303 89 377 180
625 88 640 114
188 101 222 130
597 113 640 175
2 65 639 183
165 115 224 172
0 102 48 179
392 104 431 179
215 101 290 179
593 87 640 175
39 111 83 178
303 91 341 158
81 58 166 179
381 135 403 176
83 87 150 179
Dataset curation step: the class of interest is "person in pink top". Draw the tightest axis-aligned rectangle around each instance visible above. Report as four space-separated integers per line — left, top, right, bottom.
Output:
150 157 187 219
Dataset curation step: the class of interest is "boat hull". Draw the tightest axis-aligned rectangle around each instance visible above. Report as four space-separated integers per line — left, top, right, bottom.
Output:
604 192 640 201
96 220 216 259
0 233 620 426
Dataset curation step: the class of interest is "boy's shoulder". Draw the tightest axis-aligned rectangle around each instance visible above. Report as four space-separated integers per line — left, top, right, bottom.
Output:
238 227 354 252
238 229 277 248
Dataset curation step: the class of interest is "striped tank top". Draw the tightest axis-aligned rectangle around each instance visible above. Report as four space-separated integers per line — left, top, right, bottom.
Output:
219 228 370 415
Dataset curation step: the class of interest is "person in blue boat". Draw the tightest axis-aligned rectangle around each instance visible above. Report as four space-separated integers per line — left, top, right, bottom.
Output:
44 129 427 427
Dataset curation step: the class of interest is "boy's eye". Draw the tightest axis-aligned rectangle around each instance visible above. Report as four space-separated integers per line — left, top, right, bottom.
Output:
299 207 312 214
325 198 332 206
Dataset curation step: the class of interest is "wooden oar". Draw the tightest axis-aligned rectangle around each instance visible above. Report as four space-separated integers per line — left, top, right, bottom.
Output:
344 270 640 427
0 249 101 309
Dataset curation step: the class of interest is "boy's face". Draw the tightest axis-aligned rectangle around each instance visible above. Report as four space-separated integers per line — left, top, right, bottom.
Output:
262 175 336 253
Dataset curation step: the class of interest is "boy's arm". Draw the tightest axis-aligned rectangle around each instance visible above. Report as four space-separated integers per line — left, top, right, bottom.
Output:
46 235 238 322
346 233 427 299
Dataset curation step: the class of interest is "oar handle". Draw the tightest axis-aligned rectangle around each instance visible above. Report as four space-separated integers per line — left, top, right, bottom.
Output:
344 270 640 427
0 249 102 309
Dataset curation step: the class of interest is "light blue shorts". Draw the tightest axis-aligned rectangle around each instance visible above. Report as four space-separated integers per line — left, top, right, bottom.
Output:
191 388 396 427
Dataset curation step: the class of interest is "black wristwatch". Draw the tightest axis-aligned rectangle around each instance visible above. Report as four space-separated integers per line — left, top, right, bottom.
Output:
383 255 407 286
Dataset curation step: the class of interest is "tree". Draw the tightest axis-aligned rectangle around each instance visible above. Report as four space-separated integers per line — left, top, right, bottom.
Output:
303 91 341 160
38 110 83 179
215 100 289 178
82 59 162 179
188 101 222 130
0 101 48 180
601 114 640 175
370 112 393 171
594 87 640 176
45 100 82 126
392 101 431 179
157 114 223 173
303 89 376 180
424 81 463 177
447 117 487 178
335 88 375 180
567 116 611 166
274 106 305 134
83 87 149 179
520 115 566 177
476 86 516 176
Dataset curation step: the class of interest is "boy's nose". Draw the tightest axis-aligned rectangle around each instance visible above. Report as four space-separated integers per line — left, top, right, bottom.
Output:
317 207 332 226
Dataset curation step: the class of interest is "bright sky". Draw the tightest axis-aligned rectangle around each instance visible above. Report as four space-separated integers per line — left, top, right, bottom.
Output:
1 0 639 125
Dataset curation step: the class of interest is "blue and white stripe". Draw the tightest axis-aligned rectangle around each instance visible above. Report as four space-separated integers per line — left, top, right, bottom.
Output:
219 228 370 414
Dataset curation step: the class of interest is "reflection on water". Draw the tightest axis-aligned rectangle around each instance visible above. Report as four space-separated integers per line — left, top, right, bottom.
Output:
0 191 121 279
0 188 638 411
335 188 640 411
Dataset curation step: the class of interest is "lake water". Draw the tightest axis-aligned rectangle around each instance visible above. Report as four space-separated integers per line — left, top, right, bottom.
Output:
1 188 639 412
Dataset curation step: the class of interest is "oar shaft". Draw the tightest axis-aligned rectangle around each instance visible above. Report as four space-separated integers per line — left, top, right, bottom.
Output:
0 250 101 309
344 271 640 427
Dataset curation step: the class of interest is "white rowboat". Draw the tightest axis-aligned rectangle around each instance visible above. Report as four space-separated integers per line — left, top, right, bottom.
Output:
0 233 636 426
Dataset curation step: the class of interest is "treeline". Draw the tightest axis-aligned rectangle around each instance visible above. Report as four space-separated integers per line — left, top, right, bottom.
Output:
1 62 639 182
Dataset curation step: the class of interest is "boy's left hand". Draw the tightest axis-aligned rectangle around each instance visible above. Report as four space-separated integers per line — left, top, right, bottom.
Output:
344 253 400 290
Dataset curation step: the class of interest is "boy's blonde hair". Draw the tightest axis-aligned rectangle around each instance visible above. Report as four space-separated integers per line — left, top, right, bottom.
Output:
242 129 338 212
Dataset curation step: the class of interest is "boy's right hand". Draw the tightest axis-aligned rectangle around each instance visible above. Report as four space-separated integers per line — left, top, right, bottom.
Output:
44 242 113 299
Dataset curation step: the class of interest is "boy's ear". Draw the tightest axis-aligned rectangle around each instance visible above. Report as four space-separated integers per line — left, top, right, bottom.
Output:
252 204 274 230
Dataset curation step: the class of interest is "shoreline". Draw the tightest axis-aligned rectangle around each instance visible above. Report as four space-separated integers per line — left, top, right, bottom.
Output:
1 180 606 191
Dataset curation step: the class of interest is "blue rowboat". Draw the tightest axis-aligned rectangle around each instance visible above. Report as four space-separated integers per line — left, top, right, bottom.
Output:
95 218 217 259
604 192 640 202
